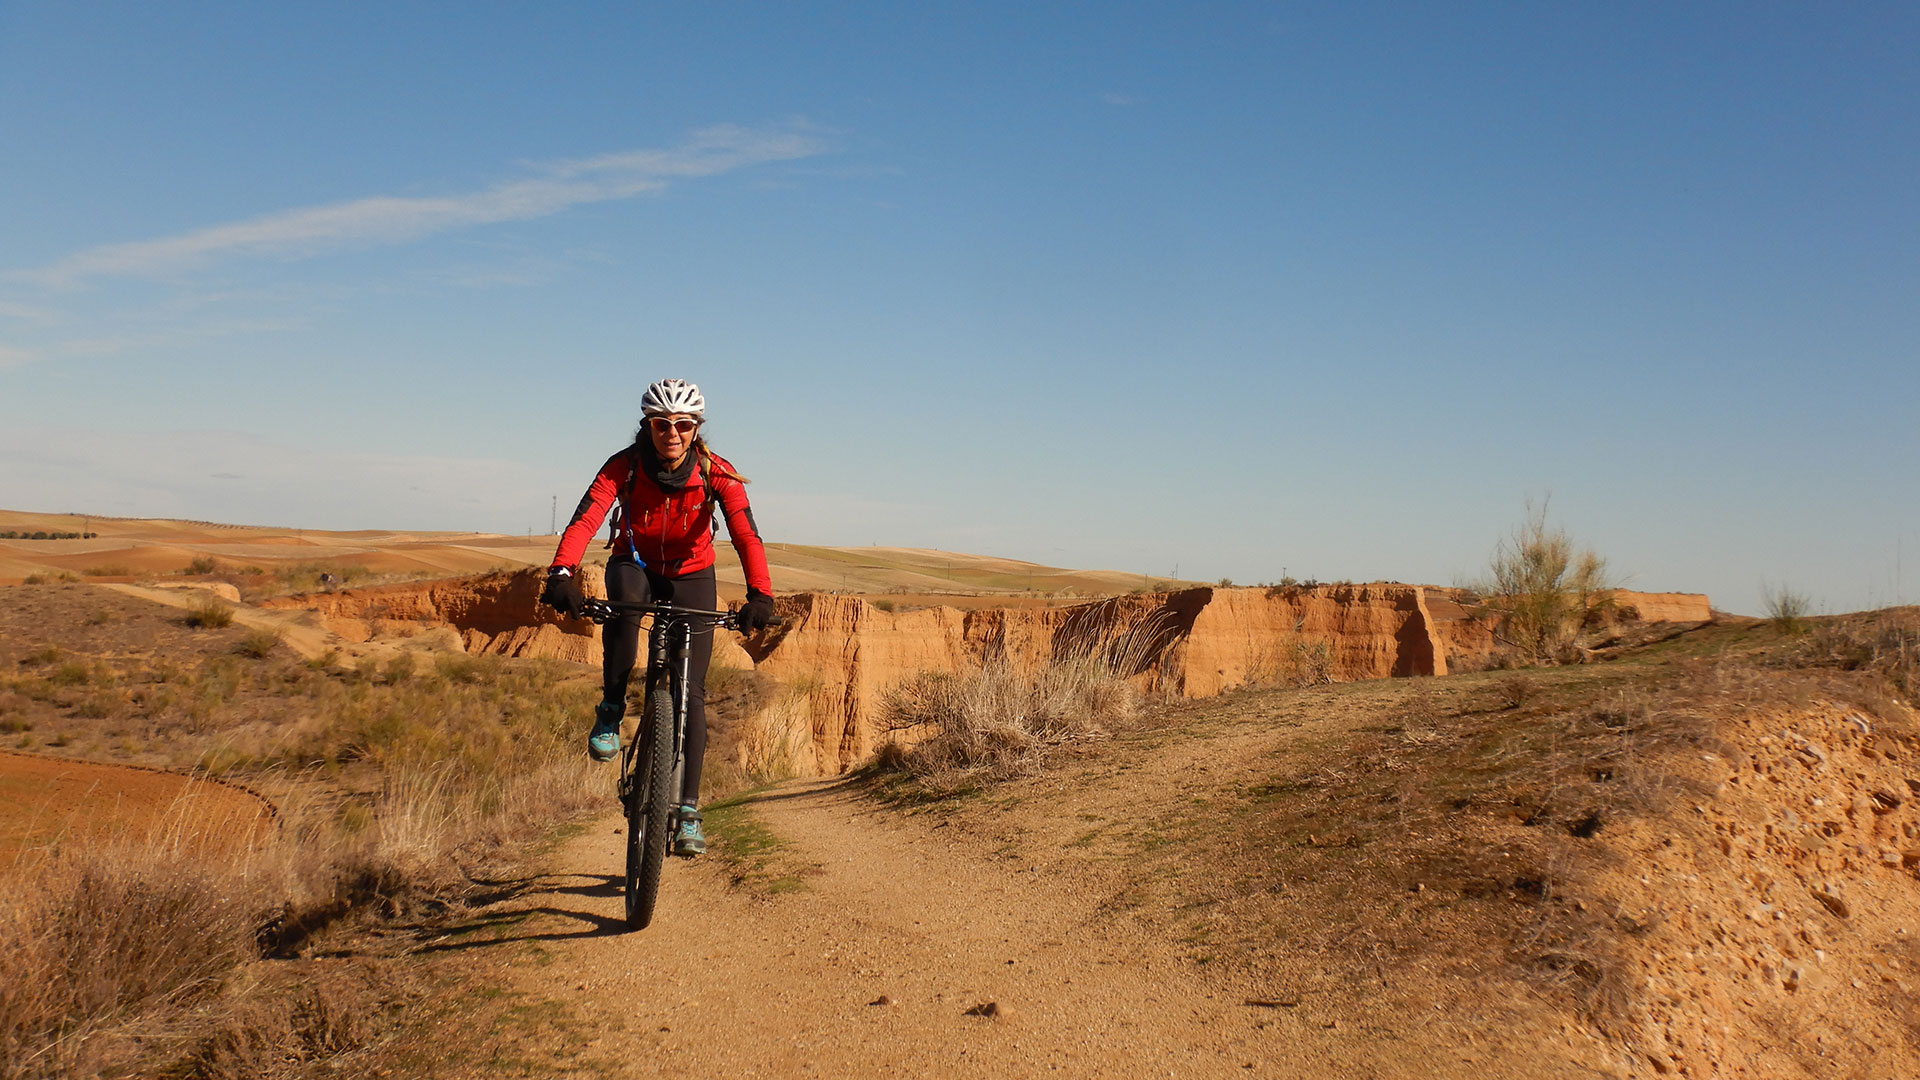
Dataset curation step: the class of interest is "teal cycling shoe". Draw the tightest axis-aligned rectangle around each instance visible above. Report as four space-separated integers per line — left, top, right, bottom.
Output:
672 806 707 857
587 701 623 762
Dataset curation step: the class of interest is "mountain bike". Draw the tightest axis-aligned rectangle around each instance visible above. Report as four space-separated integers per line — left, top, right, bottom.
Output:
580 598 760 930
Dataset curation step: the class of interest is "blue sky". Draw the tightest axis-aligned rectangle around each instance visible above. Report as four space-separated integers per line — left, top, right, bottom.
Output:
3 2 1916 614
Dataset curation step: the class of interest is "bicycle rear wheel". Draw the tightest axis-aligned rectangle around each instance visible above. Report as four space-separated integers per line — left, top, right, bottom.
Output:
624 668 676 929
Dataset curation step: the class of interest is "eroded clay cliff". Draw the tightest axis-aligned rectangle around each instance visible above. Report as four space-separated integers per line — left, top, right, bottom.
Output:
264 571 1710 776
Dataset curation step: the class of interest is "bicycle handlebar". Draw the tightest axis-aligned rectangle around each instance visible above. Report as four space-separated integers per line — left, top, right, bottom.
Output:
577 598 784 631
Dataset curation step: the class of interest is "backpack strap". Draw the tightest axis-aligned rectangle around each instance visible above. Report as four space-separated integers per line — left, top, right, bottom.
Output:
603 446 642 552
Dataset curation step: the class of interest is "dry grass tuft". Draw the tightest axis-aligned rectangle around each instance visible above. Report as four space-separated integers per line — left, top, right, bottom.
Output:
0 850 270 1079
875 652 1142 793
1762 582 1813 633
178 972 375 1080
232 630 280 659
1493 672 1539 709
1794 606 1920 702
182 600 235 629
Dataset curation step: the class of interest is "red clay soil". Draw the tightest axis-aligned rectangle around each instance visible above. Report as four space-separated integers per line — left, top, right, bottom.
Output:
0 751 274 869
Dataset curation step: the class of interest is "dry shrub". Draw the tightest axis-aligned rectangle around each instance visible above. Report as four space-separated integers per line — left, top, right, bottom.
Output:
233 630 280 659
180 974 371 1080
1479 498 1612 663
1243 632 1336 688
0 851 270 1079
876 652 1141 791
1762 582 1813 633
1797 607 1919 702
183 600 234 629
1494 673 1539 709
726 693 816 787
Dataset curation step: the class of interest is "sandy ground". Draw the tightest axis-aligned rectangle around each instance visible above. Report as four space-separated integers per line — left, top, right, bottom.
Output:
411 764 1603 1080
429 781 1324 1079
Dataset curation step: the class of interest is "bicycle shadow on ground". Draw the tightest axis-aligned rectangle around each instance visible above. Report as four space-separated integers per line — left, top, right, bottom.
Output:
455 870 623 907
408 873 631 953
411 906 630 953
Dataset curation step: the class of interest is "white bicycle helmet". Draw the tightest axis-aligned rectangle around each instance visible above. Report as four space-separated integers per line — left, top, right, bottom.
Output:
640 378 706 417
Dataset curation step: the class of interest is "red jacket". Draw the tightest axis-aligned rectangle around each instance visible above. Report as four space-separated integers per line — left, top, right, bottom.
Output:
551 447 773 594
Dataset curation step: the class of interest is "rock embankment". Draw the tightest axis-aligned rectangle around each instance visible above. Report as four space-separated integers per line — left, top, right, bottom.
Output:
1594 700 1920 1075
265 572 1710 776
259 568 598 663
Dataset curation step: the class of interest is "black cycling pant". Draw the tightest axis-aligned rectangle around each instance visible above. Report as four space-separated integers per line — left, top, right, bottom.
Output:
603 558 715 806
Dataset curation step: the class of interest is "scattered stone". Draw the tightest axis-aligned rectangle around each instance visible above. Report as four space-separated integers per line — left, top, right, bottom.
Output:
964 1001 1004 1018
1873 789 1904 813
869 995 894 1007
1812 890 1850 919
1324 1019 1339 1030
1244 998 1301 1008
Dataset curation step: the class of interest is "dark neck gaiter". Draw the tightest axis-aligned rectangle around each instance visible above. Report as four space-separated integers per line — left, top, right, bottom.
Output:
637 440 697 492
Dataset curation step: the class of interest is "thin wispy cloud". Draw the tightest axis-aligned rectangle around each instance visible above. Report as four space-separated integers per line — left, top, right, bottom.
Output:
16 125 825 288
53 317 310 359
0 344 35 367
0 301 59 323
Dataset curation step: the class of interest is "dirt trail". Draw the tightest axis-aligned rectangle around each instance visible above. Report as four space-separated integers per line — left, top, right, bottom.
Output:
447 781 1304 1078
423 757 1596 1079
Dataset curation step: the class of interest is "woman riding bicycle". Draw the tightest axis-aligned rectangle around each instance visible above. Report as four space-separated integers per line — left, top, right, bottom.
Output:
539 378 775 856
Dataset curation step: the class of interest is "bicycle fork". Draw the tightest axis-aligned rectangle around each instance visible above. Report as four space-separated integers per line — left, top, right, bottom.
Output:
650 618 694 831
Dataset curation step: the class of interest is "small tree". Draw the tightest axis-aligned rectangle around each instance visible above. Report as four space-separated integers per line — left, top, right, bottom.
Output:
1481 498 1611 662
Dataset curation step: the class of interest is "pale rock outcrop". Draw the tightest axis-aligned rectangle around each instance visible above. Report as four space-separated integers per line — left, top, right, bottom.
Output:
1608 589 1712 623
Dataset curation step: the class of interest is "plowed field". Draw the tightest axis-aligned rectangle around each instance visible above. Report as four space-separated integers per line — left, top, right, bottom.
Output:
0 751 273 868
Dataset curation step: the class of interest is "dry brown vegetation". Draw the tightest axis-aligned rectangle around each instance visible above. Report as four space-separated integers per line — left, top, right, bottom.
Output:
0 583 607 1078
1476 498 1613 663
872 652 1143 795
849 603 1920 1073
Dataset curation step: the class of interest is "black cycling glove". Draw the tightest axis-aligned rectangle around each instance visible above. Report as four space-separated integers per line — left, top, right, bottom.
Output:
540 569 586 617
739 589 775 632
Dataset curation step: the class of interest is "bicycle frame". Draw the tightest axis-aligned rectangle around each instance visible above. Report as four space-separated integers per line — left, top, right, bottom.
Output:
581 597 738 928
585 600 735 798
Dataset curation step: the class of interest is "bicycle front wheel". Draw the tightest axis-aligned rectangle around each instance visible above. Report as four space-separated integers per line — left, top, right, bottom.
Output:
625 669 676 929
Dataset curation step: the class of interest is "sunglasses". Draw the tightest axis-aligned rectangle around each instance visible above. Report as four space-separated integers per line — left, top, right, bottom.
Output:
647 416 701 436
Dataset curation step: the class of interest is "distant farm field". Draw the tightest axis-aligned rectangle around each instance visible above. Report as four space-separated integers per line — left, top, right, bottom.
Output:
0 753 274 869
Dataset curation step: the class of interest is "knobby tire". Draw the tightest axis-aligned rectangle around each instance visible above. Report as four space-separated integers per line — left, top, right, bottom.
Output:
625 669 677 929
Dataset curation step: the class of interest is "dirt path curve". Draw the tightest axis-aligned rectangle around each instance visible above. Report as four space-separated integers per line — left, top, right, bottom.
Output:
446 776 1375 1080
